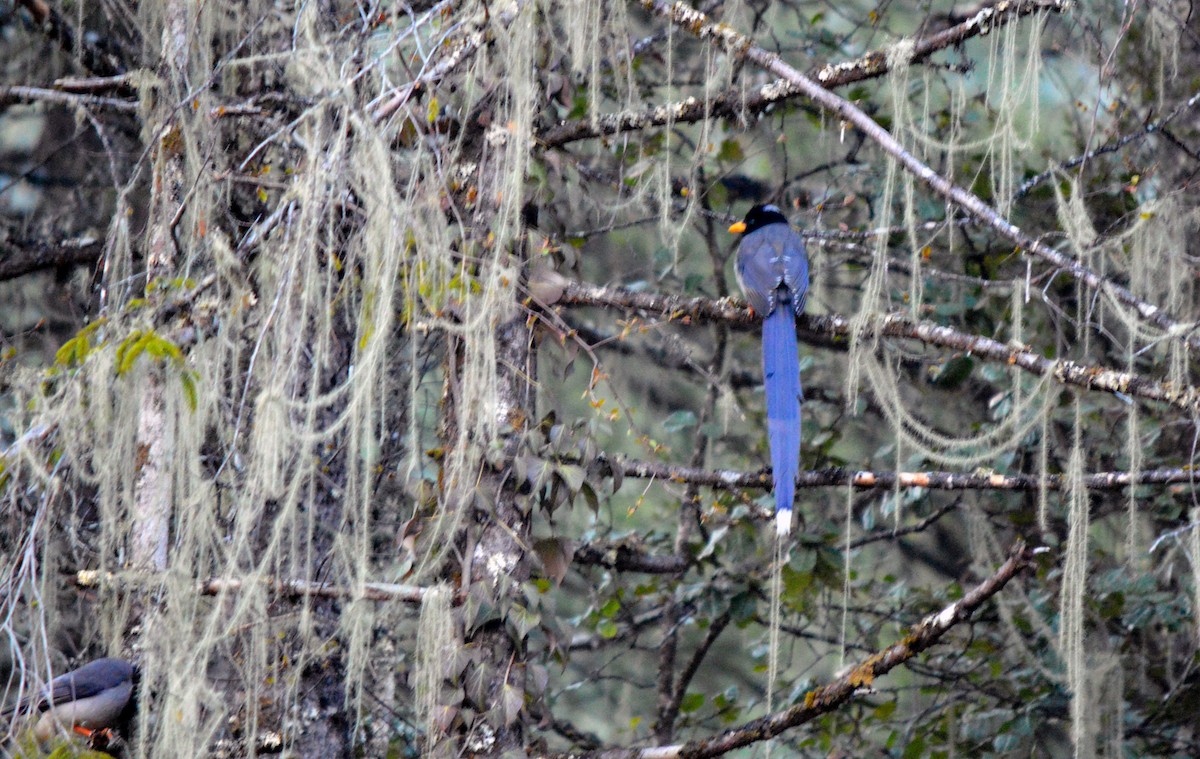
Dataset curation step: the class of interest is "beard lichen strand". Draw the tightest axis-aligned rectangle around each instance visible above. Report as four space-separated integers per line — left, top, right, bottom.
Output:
1059 404 1092 758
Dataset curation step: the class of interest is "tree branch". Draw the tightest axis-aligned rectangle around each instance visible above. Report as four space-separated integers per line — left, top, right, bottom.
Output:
660 609 733 733
0 85 138 112
552 542 1036 758
815 0 1066 87
0 236 103 281
559 280 1200 412
72 570 436 603
574 542 691 574
601 453 1200 495
849 498 962 548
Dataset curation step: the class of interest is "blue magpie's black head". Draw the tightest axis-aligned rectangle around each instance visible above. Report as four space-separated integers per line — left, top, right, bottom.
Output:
728 204 789 236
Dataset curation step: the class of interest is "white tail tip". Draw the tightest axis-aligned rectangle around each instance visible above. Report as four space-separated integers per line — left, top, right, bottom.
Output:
776 509 792 536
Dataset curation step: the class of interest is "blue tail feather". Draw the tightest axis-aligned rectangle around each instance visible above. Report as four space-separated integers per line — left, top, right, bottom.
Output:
763 300 801 535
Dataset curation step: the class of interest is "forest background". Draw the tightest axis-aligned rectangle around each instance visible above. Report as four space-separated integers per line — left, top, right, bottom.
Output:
1 0 1199 757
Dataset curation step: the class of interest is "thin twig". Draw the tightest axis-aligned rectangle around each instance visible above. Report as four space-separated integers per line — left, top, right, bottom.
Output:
661 608 733 732
848 498 962 548
1013 90 1200 198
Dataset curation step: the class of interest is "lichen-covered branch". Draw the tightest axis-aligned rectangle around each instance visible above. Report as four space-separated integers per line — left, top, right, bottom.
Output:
73 571 435 603
130 0 191 574
814 0 1069 88
558 280 1200 412
602 454 1198 494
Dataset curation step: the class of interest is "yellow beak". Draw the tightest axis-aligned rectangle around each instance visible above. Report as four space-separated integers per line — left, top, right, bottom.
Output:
728 221 747 234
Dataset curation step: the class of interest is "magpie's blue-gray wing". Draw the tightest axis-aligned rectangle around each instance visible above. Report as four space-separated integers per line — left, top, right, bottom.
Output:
735 224 809 315
42 659 133 710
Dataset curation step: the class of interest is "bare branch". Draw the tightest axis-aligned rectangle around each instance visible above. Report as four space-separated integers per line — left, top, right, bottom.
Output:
848 499 962 548
52 74 136 93
660 609 733 733
0 236 103 281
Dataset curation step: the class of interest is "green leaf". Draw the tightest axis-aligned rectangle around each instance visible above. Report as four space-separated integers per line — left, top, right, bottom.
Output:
556 464 586 493
992 733 1019 752
697 524 728 560
53 319 108 368
527 663 549 698
930 356 973 388
713 685 738 710
781 563 813 604
902 736 926 759
500 681 523 726
510 603 540 640
533 538 571 587
679 692 705 714
600 596 620 618
716 139 744 163
580 482 600 512
144 335 183 363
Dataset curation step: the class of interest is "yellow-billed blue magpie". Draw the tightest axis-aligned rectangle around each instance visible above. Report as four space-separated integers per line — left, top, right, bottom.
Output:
729 204 809 535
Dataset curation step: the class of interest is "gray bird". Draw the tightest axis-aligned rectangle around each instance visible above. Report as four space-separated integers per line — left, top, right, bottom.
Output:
2 657 135 743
